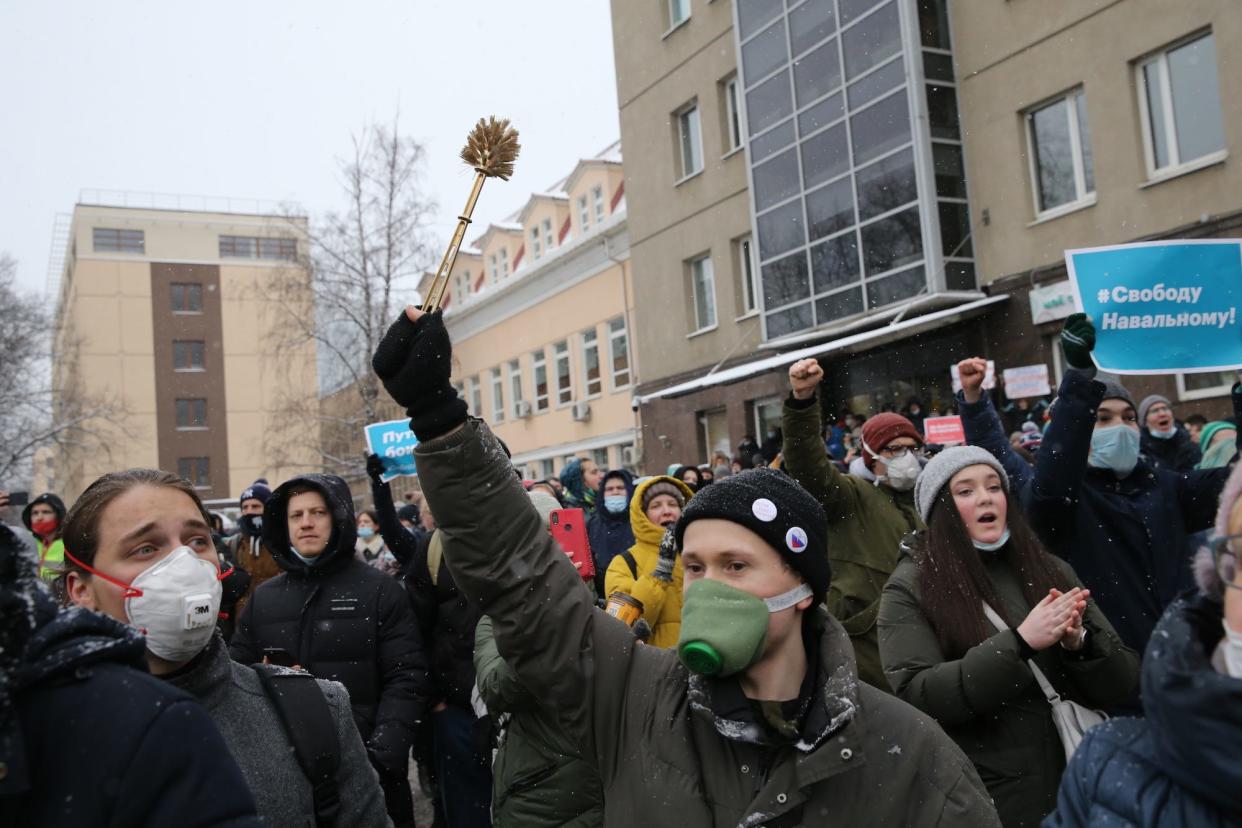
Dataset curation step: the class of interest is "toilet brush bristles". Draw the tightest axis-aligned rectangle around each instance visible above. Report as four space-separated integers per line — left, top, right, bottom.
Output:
460 117 521 181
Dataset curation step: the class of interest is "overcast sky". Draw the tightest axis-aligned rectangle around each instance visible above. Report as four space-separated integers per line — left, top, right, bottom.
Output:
0 1 621 294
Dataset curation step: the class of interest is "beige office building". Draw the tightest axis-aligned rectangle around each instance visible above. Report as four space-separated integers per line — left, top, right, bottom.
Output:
47 200 320 503
429 143 639 479
612 0 993 470
953 0 1241 416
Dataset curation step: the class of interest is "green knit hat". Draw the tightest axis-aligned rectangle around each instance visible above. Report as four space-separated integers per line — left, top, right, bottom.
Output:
1199 421 1235 454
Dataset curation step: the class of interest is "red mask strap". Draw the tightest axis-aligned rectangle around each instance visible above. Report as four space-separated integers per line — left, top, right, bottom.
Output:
63 550 143 599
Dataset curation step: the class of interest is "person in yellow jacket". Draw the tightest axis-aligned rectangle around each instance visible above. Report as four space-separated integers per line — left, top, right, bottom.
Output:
22 492 67 582
604 476 694 648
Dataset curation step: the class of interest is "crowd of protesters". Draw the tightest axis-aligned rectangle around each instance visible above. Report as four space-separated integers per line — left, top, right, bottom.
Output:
3 307 1242 827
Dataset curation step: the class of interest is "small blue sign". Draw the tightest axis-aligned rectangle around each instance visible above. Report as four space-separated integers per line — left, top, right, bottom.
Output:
364 418 419 482
1066 240 1242 375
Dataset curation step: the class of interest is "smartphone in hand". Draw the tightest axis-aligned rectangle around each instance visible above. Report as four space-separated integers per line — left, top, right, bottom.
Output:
549 508 595 580
8 491 29 508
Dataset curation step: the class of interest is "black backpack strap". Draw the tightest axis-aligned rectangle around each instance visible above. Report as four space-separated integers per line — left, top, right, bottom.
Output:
253 665 342 826
621 550 638 580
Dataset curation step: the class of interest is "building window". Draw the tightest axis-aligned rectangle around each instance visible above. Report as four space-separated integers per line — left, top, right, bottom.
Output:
591 447 609 470
468 377 483 419
668 0 690 29
1177 370 1237 402
677 104 704 179
542 218 554 251
177 457 211 489
1138 32 1226 177
175 398 207 429
540 458 555 479
736 236 759 314
553 340 573 406
724 76 744 152
581 328 602 397
173 340 205 371
500 247 510 276
93 228 144 253
609 316 631 389
530 227 542 260
578 195 591 231
219 235 296 261
488 254 499 283
491 368 505 423
171 283 203 314
690 255 717 331
258 238 297 261
533 350 549 411
1026 90 1094 216
592 185 606 221
508 359 525 417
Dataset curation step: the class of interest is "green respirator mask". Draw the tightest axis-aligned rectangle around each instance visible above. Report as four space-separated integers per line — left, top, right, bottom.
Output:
677 578 815 677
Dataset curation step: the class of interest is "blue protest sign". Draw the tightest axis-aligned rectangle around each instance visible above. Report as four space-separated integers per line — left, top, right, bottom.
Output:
1065 240 1242 375
364 418 419 482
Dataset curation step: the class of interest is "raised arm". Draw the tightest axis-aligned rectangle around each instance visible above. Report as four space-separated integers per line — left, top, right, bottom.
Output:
955 357 1032 490
366 454 418 567
782 358 862 522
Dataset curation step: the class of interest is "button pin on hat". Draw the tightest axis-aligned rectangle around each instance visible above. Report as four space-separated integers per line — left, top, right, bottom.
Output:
752 498 778 522
785 526 808 553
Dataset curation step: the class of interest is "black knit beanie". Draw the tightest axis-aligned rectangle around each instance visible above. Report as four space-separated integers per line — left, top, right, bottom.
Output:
673 468 830 602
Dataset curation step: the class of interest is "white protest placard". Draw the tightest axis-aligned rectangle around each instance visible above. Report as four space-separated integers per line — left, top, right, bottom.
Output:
1001 364 1051 399
950 360 995 393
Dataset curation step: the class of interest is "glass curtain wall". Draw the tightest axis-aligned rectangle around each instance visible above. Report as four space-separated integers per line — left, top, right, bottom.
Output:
734 0 974 340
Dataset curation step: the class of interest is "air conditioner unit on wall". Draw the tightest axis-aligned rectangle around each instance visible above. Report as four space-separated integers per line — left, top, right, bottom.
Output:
571 401 591 421
621 445 638 467
516 400 533 418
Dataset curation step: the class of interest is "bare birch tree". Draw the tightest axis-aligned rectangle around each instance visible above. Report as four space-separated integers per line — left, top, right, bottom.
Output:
264 118 437 480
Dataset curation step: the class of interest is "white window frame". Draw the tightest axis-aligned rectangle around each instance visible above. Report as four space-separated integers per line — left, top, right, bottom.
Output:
489 254 499 283
490 367 505 423
578 195 591 231
581 327 602 398
542 218 554 251
508 359 525 417
689 255 717 334
466 376 483 418
676 103 704 181
592 185 605 221
530 227 542 260
608 316 631 390
1136 32 1227 180
737 235 759 316
1176 371 1237 402
667 0 691 32
500 246 510 276
724 76 743 153
1025 89 1096 220
752 395 784 443
532 350 549 412
553 340 573 407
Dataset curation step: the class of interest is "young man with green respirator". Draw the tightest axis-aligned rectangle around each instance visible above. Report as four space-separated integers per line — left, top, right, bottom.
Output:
372 306 1000 828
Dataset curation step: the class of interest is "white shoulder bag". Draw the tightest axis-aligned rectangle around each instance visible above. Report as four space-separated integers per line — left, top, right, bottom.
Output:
982 602 1106 762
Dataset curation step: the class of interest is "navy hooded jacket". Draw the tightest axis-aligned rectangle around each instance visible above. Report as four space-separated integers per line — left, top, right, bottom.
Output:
586 468 635 592
958 368 1241 657
1044 592 1242 827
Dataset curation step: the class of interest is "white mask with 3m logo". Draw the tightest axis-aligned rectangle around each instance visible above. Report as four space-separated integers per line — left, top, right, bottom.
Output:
125 546 222 662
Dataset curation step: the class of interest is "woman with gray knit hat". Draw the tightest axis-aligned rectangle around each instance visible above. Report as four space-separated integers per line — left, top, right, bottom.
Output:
879 445 1137 828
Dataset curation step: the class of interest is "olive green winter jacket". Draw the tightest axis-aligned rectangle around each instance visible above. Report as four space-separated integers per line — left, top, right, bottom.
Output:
475 614 604 827
417 419 1000 828
782 395 923 690
878 544 1139 828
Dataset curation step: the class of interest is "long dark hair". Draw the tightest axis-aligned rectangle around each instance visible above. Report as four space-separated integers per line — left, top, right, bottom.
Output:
913 488 1068 659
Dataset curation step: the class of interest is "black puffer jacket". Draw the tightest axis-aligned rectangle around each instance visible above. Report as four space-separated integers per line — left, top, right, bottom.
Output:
1140 426 1202 473
229 473 428 773
1045 592 1242 826
404 528 480 712
1 523 259 827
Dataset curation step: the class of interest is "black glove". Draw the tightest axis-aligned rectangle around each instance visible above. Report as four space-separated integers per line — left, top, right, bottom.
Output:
1060 312 1096 370
371 310 468 441
366 453 386 484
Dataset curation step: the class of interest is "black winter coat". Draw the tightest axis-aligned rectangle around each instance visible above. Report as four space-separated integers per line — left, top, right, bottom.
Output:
585 468 635 594
1 585 259 827
1044 592 1242 827
1140 426 1202 473
230 473 428 774
403 528 481 712
959 369 1241 657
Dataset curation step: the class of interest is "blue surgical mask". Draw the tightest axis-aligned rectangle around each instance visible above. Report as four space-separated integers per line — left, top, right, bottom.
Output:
972 528 1011 552
289 546 326 567
1088 424 1140 477
1149 426 1177 440
357 526 375 539
604 495 628 514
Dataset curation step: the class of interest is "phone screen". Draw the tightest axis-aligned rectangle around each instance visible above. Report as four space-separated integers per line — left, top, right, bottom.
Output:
8 491 29 507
